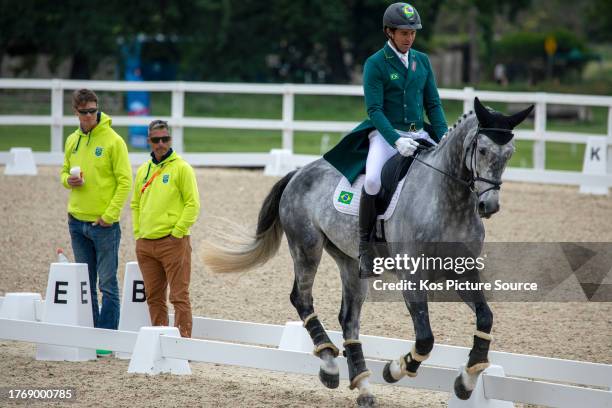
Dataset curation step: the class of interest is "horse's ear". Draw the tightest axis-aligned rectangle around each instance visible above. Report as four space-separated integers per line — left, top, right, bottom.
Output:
474 97 491 126
507 105 534 129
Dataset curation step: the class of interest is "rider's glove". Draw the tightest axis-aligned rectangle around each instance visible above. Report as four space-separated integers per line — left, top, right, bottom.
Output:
395 137 419 157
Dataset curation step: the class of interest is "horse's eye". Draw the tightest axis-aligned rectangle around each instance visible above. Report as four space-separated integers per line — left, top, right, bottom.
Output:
479 148 486 155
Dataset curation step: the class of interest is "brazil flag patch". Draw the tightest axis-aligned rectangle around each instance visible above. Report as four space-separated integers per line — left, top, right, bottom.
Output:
338 191 354 204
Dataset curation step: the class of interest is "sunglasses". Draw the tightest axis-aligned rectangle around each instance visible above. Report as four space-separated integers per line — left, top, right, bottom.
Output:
150 136 171 144
77 108 98 115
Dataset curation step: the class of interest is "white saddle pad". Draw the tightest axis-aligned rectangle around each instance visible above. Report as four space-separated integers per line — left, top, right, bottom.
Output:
333 175 406 220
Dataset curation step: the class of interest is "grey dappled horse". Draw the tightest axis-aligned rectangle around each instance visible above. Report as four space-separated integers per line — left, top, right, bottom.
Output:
203 98 533 407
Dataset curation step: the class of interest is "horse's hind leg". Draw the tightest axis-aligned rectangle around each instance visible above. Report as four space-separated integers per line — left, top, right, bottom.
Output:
453 286 493 400
327 244 375 408
286 229 340 389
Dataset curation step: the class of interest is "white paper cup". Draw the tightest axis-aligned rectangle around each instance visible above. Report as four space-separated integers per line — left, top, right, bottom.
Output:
70 166 84 183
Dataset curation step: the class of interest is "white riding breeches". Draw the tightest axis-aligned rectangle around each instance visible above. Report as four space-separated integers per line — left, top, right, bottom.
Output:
363 129 435 195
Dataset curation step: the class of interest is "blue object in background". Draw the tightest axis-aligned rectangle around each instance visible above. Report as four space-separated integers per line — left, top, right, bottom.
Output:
125 67 150 150
121 39 151 150
120 36 179 149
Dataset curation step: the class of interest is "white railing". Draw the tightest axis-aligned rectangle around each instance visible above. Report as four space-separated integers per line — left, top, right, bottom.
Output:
1 79 611 187
1 316 611 407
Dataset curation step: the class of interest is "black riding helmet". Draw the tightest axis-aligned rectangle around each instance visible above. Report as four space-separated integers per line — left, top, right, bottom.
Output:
383 3 422 32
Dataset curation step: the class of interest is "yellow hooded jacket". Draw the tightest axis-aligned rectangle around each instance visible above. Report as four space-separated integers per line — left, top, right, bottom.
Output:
61 112 132 223
131 151 200 239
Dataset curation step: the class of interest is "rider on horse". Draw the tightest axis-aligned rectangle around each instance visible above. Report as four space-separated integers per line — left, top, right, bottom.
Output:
323 2 448 279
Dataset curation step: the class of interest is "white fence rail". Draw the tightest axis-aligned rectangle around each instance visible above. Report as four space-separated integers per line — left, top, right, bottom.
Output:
1 79 611 188
187 316 612 390
1 316 611 408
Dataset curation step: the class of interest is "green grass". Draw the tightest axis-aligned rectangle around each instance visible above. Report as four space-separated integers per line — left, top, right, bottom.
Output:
185 128 281 152
0 126 52 151
185 93 281 119
0 93 605 171
508 140 586 171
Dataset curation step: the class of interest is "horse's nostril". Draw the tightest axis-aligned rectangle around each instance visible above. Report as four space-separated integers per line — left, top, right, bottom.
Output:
478 201 486 212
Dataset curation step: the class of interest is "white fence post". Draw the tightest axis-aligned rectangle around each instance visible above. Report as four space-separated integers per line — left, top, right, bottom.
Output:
282 84 294 152
463 87 474 113
534 94 547 170
607 106 612 174
51 79 63 153
171 83 185 153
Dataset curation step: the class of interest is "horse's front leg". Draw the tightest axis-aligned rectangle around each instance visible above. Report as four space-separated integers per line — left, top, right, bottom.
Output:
454 287 493 400
383 290 434 383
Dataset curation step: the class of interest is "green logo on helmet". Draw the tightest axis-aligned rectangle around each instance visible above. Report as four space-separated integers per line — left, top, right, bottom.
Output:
403 4 414 18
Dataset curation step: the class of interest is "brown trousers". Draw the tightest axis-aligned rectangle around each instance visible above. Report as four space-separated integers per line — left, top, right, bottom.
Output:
135 235 192 338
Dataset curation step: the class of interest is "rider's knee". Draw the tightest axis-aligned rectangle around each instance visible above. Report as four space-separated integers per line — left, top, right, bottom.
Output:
363 177 381 195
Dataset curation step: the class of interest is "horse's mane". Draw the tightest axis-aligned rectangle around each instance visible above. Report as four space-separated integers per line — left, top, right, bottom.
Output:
434 110 477 151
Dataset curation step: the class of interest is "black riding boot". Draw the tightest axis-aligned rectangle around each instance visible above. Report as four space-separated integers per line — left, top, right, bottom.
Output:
358 188 378 279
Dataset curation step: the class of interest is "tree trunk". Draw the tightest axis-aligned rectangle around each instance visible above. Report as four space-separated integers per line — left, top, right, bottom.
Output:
326 36 349 83
69 51 91 79
468 6 480 84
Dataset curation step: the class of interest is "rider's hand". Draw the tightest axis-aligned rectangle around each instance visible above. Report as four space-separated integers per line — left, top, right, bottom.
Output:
395 138 419 157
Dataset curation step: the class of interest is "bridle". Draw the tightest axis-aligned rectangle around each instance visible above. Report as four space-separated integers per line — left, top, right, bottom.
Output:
412 126 513 197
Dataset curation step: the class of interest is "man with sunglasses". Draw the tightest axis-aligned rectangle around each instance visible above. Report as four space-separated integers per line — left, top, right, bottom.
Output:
60 89 132 355
131 120 200 338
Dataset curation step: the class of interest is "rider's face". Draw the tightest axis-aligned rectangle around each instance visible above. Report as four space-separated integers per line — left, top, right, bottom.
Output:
389 29 416 53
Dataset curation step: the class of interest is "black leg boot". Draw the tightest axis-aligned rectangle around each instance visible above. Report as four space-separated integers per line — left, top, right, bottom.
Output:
358 188 378 279
466 333 491 374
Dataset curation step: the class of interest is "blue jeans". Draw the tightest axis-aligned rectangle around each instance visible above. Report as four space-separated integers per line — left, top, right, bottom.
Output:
68 214 121 329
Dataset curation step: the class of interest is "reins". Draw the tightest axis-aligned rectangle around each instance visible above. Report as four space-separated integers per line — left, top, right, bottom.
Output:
411 126 513 197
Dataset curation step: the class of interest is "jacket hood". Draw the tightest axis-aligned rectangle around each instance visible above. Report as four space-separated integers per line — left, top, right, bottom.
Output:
150 149 178 166
77 112 112 136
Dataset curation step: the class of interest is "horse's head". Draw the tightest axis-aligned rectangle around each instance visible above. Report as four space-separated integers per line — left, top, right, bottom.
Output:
464 97 533 218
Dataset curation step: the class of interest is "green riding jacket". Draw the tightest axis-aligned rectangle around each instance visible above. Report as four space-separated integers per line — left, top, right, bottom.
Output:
60 112 132 223
131 150 200 240
324 43 447 183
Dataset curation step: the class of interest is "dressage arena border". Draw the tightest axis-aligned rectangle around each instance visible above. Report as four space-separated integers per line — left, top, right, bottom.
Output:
1 296 611 407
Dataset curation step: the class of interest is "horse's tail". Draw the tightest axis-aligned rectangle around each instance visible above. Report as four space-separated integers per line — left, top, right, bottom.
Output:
202 170 297 273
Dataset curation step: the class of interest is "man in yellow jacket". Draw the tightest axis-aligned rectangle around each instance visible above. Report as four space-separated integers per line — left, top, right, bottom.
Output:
61 89 132 346
131 119 200 338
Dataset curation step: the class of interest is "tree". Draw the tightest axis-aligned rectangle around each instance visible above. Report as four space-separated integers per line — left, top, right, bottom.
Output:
585 0 612 42
438 0 531 83
0 0 447 82
0 0 44 76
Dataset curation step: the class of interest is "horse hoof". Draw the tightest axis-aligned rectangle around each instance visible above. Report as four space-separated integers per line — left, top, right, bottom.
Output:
382 361 399 383
319 368 339 389
453 375 472 400
357 394 377 407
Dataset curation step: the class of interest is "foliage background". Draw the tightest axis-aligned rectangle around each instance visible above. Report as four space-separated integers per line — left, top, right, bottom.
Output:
1 0 610 88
